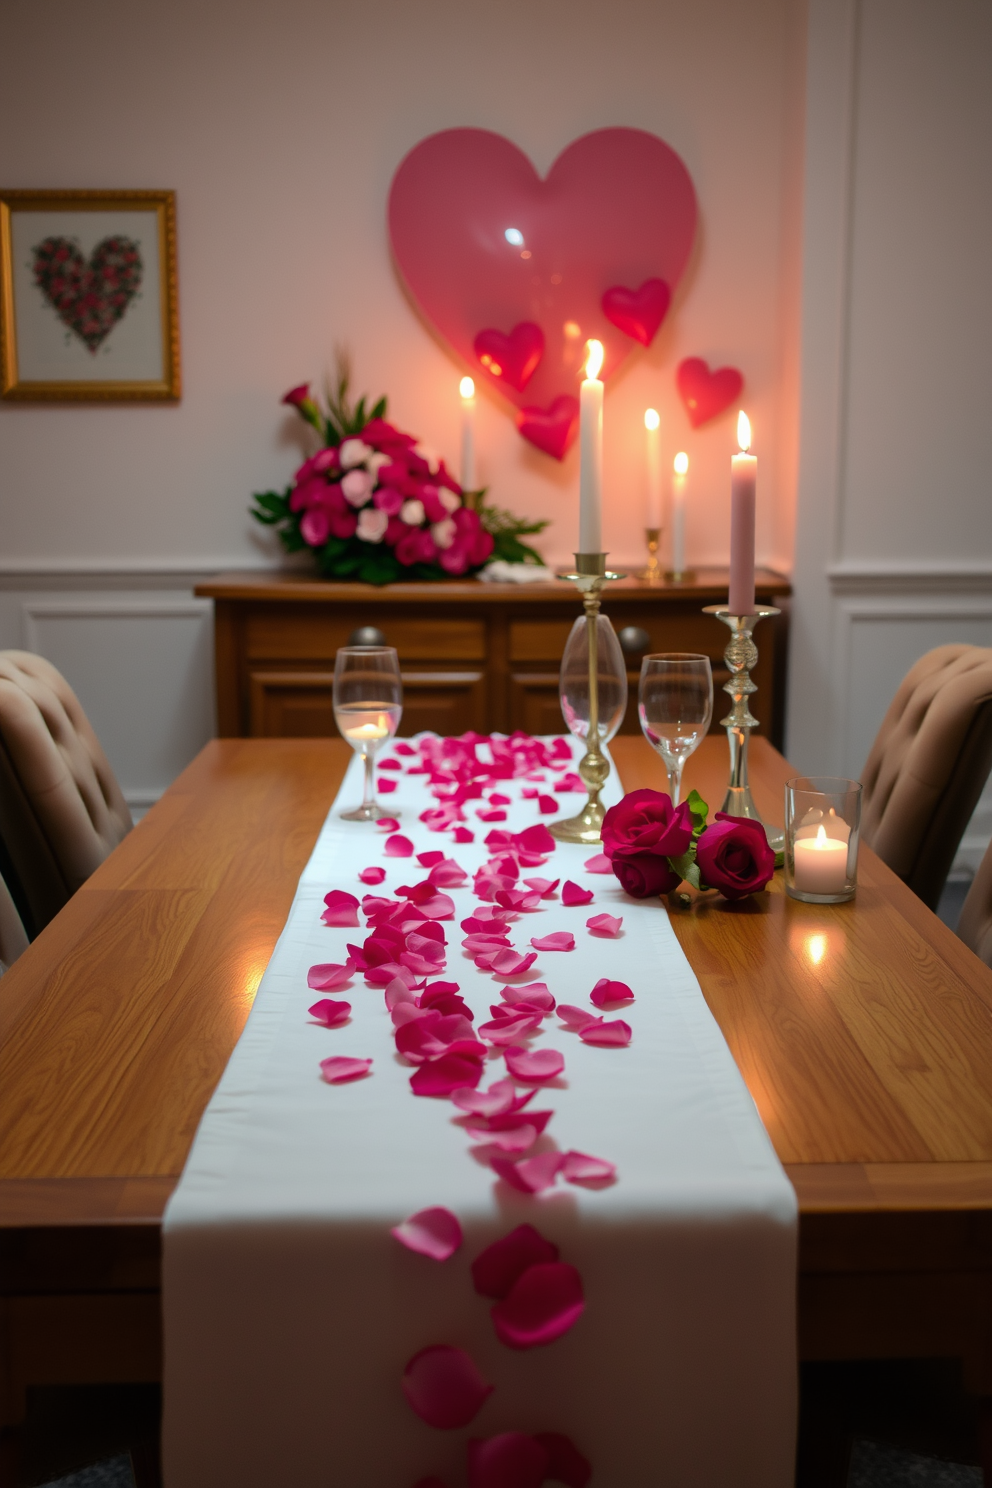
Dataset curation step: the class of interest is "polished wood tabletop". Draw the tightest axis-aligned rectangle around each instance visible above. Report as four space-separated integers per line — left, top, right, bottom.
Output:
3 733 992 1410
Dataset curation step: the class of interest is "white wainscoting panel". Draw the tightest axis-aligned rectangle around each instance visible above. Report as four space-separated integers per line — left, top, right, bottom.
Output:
13 589 215 813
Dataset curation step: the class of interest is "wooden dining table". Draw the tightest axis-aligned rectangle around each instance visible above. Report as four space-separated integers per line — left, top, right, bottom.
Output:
3 733 992 1432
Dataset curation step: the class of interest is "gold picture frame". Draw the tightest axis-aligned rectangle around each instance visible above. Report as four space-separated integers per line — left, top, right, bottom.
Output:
0 188 180 401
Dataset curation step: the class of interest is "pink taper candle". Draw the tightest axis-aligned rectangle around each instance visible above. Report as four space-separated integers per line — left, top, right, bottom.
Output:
729 411 756 615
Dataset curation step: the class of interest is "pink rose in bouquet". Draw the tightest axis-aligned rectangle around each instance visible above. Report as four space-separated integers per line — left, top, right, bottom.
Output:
695 813 775 900
601 788 694 899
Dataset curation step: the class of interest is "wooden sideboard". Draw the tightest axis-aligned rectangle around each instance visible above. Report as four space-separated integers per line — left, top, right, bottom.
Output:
195 568 791 743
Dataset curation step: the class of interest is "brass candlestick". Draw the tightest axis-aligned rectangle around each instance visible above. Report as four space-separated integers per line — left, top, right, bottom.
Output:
551 552 623 845
639 527 663 585
703 605 783 852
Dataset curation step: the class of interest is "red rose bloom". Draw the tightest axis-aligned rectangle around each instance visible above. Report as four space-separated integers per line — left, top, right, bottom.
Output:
601 789 694 899
281 383 312 409
695 813 775 900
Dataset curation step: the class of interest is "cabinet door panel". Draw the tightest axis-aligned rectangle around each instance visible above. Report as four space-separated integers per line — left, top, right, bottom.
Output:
248 669 486 738
508 673 566 736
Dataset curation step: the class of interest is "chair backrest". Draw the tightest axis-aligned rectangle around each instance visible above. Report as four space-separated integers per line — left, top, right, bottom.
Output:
0 650 132 935
861 644 992 910
0 867 29 971
957 842 992 969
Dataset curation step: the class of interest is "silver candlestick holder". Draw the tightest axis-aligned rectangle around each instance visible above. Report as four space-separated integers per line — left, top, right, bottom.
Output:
551 552 623 845
702 605 784 852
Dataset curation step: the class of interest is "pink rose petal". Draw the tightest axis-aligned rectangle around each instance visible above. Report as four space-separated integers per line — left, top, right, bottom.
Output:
537 794 558 814
489 948 538 979
488 792 511 806
477 808 507 822
402 1344 493 1428
308 997 351 1027
394 741 415 756
470 1223 559 1298
378 777 398 793
470 1122 539 1154
517 824 556 855
358 865 386 885
321 889 361 926
467 1433 550 1488
391 1206 463 1261
504 1046 564 1082
556 1004 597 1031
561 881 594 907
532 1433 592 1488
554 772 585 792
560 1150 617 1186
418 892 456 920
521 877 559 899
590 978 634 1007
453 826 475 843
451 1079 532 1117
410 1052 484 1097
521 787 539 799
417 850 445 867
490 1261 585 1348
319 1055 372 1084
477 1014 543 1046
307 961 354 991
491 1151 563 1194
385 976 417 1010
467 1109 552 1139
385 833 414 857
429 858 469 887
501 982 555 1012
586 912 623 937
529 932 574 952
583 853 612 873
378 757 402 770
579 1018 631 1047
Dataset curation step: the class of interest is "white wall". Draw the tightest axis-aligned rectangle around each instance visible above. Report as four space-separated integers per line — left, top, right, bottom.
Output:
787 0 992 868
0 0 806 806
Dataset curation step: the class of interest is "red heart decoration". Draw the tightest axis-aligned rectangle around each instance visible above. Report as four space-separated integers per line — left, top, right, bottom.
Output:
390 128 697 456
676 357 744 429
32 235 143 353
601 278 671 347
473 322 544 392
516 396 580 462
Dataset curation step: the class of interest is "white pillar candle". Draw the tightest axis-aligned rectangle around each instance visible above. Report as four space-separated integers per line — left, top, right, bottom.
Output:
671 451 688 574
579 340 604 553
794 825 848 895
644 408 662 528
459 376 476 491
729 410 756 615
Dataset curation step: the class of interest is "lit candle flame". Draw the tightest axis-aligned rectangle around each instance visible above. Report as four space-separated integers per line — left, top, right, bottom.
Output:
460 376 475 400
644 408 660 431
814 825 828 848
584 339 604 380
674 451 689 475
737 410 751 452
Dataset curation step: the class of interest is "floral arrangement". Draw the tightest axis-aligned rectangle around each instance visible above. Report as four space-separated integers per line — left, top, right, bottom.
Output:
601 788 776 901
251 372 547 586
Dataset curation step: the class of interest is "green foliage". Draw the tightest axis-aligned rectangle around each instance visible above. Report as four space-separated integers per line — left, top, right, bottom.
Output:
319 358 388 447
476 498 550 566
686 789 709 840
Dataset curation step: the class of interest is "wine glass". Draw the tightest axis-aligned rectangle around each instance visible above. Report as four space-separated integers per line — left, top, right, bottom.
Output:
559 614 628 749
333 646 403 821
638 653 713 806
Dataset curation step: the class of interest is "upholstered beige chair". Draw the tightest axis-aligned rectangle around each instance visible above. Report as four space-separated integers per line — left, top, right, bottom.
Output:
957 844 992 968
0 869 29 970
0 651 132 937
861 644 992 910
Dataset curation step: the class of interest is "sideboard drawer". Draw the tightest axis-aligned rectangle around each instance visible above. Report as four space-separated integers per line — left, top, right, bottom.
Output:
246 610 485 663
248 668 486 738
510 621 574 662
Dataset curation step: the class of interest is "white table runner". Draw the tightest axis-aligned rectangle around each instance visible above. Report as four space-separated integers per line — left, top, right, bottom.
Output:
163 737 797 1487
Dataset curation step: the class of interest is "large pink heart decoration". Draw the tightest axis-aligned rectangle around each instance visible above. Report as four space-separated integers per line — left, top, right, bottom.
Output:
676 356 744 429
389 128 697 458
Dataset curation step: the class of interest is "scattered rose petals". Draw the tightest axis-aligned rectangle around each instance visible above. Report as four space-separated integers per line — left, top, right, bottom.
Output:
467 1433 549 1488
418 892 457 920
470 1122 539 1154
590 978 634 1007
452 1079 532 1118
504 1046 564 1082
586 912 623 937
385 834 414 857
521 876 559 899
501 982 555 1012
358 865 386 885
537 794 558 814
490 1261 584 1349
471 1223 560 1299
429 858 469 887
556 1004 597 1031
579 1018 632 1047
488 793 511 806
477 808 507 822
376 817 400 832
453 826 475 843
385 976 417 1010
489 948 538 979
517 824 556 855
477 1014 543 1046
532 1433 592 1488
583 852 612 873
393 741 415 756
378 758 402 771
308 998 351 1027
402 1345 493 1429
306 961 354 991
491 1151 563 1194
321 889 361 926
417 850 445 867
521 786 539 799
378 778 398 793
319 1055 372 1084
391 1206 463 1261
554 772 585 793
561 881 594 907
494 888 542 913
410 1052 484 1097
561 1150 617 1186
529 932 574 952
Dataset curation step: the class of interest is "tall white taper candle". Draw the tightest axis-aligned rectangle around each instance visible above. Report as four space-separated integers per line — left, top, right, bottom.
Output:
671 451 688 574
579 340 604 553
644 408 662 527
729 411 756 614
459 377 476 491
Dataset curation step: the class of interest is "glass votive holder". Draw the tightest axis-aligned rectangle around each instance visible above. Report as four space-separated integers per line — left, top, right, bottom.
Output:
784 776 862 904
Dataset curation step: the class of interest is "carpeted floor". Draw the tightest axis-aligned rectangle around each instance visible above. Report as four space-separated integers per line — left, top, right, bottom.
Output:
849 1441 983 1486
38 1461 134 1488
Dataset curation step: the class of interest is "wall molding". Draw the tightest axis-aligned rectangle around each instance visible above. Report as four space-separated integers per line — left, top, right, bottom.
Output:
21 596 213 655
828 560 992 594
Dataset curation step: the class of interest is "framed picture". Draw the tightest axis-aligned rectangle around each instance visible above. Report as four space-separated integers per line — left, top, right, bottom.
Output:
0 189 180 401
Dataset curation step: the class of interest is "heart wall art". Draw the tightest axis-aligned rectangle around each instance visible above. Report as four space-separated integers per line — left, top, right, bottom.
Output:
0 189 181 401
388 128 697 459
